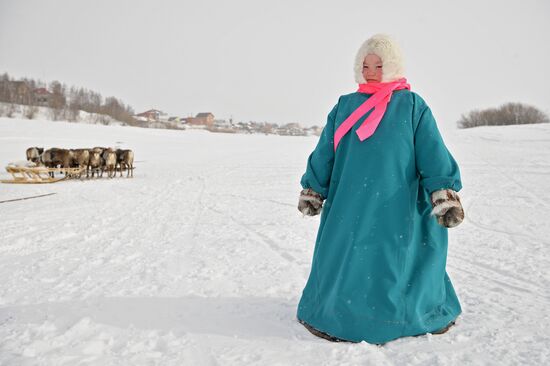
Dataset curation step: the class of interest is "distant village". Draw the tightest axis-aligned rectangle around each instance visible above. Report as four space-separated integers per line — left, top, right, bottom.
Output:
134 109 322 137
0 74 323 137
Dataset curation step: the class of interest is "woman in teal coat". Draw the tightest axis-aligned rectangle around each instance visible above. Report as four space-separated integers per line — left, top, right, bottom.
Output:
297 34 465 345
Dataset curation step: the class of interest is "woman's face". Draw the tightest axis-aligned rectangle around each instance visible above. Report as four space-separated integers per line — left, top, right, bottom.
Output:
362 54 383 83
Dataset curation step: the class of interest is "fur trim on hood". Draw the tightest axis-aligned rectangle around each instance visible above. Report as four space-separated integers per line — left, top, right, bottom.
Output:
354 34 405 83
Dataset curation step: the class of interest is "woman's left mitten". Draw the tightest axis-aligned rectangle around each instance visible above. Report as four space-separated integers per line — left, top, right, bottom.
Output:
430 189 464 228
298 188 324 216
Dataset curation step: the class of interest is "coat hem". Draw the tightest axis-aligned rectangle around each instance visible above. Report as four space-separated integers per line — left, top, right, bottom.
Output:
297 302 461 344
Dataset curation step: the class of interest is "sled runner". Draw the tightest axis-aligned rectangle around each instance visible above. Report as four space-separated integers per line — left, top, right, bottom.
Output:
1 165 86 184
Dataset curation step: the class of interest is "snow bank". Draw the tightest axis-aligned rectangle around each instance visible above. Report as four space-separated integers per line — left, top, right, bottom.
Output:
0 102 123 126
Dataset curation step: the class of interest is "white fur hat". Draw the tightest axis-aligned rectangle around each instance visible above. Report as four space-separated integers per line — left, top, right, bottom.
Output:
354 34 405 83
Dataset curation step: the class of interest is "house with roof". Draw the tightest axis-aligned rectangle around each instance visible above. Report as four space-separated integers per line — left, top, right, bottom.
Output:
186 112 215 127
33 88 52 106
276 122 307 136
8 81 32 105
135 109 164 122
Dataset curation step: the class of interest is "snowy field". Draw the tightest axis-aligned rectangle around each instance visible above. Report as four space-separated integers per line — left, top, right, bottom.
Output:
0 117 549 365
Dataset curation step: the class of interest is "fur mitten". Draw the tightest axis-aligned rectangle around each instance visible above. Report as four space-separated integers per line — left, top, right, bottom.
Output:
430 189 465 228
298 188 324 216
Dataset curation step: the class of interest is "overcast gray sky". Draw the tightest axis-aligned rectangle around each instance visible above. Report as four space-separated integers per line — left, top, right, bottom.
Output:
1 0 549 128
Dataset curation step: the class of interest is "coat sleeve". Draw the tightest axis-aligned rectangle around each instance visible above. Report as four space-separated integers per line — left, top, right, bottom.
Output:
300 101 338 199
413 95 462 194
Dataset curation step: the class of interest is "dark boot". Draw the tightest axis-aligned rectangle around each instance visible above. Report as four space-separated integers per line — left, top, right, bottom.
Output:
298 319 358 343
432 320 456 335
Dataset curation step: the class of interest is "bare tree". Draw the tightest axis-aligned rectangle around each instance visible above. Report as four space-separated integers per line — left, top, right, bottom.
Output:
0 72 139 126
0 73 10 102
6 103 17 118
458 102 549 128
24 105 39 119
48 81 67 120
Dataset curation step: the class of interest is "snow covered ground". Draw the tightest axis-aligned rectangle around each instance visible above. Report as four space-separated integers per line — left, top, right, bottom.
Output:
0 117 549 365
0 102 124 127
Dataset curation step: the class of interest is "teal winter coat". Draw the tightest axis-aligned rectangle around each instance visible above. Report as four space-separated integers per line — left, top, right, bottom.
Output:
297 90 462 344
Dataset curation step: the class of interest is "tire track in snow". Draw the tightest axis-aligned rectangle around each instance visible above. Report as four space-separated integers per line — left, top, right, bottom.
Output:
190 176 207 240
206 191 312 244
205 203 298 265
475 156 550 210
448 258 550 302
184 166 302 266
211 192 295 208
450 251 545 292
463 211 550 247
450 216 550 304
451 147 550 305
39 178 199 297
454 188 550 299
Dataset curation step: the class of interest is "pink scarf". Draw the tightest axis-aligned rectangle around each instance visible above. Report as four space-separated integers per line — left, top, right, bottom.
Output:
333 78 410 151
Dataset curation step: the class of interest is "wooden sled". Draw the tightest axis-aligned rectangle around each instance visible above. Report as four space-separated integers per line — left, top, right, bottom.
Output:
1 165 86 184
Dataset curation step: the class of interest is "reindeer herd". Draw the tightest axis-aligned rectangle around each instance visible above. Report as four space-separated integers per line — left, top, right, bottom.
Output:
25 147 134 178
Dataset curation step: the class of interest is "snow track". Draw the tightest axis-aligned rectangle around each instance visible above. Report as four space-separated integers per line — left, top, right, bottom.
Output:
0 118 549 365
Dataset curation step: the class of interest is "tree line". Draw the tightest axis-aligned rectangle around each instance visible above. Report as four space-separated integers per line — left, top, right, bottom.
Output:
2 72 547 130
457 102 549 129
0 72 145 126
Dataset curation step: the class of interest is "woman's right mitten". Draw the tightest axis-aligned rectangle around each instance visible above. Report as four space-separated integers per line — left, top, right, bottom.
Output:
298 188 324 216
